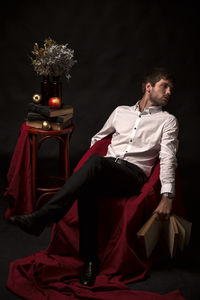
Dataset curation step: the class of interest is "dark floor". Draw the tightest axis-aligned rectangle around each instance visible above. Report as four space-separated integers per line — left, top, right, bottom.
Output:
0 184 200 300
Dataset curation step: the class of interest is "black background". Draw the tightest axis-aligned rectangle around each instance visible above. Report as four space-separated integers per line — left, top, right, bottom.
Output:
0 0 199 229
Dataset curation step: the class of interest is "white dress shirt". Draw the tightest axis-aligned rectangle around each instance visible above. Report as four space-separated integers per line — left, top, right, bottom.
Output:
90 102 179 195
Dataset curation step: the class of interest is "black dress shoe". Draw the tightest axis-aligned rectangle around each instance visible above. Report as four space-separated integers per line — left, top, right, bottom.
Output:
80 261 99 286
10 213 46 236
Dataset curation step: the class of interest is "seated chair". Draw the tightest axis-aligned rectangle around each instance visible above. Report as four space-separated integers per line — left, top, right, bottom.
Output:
47 134 185 275
7 135 186 300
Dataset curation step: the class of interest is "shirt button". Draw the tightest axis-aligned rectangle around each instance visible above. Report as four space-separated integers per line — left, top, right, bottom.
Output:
134 127 136 130
130 139 132 142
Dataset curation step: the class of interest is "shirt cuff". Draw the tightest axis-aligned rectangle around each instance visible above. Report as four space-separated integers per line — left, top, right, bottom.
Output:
160 183 175 195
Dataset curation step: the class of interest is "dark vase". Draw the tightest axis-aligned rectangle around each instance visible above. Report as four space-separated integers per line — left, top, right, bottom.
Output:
51 76 62 100
41 75 51 105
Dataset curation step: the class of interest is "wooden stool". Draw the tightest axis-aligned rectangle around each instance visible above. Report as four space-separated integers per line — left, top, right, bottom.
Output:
28 125 74 209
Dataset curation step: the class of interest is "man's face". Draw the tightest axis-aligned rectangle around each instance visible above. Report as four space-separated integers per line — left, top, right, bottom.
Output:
148 79 173 106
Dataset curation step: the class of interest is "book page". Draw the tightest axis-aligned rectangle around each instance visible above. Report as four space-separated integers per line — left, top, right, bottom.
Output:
175 218 185 251
137 213 158 235
144 219 162 258
163 216 179 257
174 215 192 246
137 214 162 258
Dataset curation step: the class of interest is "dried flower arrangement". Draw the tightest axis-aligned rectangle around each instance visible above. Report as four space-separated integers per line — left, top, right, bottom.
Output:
30 37 77 79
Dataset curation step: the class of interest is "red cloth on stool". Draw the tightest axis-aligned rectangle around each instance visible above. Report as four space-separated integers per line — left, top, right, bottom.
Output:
7 135 186 300
4 123 33 219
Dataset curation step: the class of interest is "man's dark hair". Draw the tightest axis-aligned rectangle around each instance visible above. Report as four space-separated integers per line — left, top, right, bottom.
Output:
141 68 174 94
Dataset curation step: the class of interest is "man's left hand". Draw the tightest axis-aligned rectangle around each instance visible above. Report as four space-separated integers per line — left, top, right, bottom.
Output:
153 195 173 220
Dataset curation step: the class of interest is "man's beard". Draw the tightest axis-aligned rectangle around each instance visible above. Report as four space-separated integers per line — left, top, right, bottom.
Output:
149 94 167 107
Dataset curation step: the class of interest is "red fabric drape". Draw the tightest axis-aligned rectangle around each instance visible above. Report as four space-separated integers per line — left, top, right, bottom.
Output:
6 133 186 299
4 123 33 219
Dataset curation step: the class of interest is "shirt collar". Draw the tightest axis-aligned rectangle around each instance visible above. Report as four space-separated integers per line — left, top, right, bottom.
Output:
134 101 162 114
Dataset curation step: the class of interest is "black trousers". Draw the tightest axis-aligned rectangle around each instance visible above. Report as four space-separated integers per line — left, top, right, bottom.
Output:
35 154 146 261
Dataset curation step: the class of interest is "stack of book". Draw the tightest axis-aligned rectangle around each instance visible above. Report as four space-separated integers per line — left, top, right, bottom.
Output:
137 214 192 259
26 103 73 130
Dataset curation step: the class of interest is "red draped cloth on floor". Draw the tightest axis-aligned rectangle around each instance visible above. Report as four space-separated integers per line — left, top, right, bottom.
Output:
6 132 186 299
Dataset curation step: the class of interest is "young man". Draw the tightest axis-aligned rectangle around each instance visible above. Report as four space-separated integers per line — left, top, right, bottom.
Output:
10 68 178 286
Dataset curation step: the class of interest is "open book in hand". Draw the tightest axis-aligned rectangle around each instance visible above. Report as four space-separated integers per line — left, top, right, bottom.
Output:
137 214 192 259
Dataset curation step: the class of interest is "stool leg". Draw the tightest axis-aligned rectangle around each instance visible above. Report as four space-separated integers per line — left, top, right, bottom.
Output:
31 134 37 204
64 134 70 180
59 136 66 179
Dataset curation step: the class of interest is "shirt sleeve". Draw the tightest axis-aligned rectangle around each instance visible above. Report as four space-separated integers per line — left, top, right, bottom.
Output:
159 115 179 195
90 108 117 147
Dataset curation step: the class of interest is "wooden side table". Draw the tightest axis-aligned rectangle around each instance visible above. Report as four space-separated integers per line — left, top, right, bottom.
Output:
28 125 74 208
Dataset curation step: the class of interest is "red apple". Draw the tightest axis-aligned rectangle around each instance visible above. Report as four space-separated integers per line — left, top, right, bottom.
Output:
48 97 62 108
